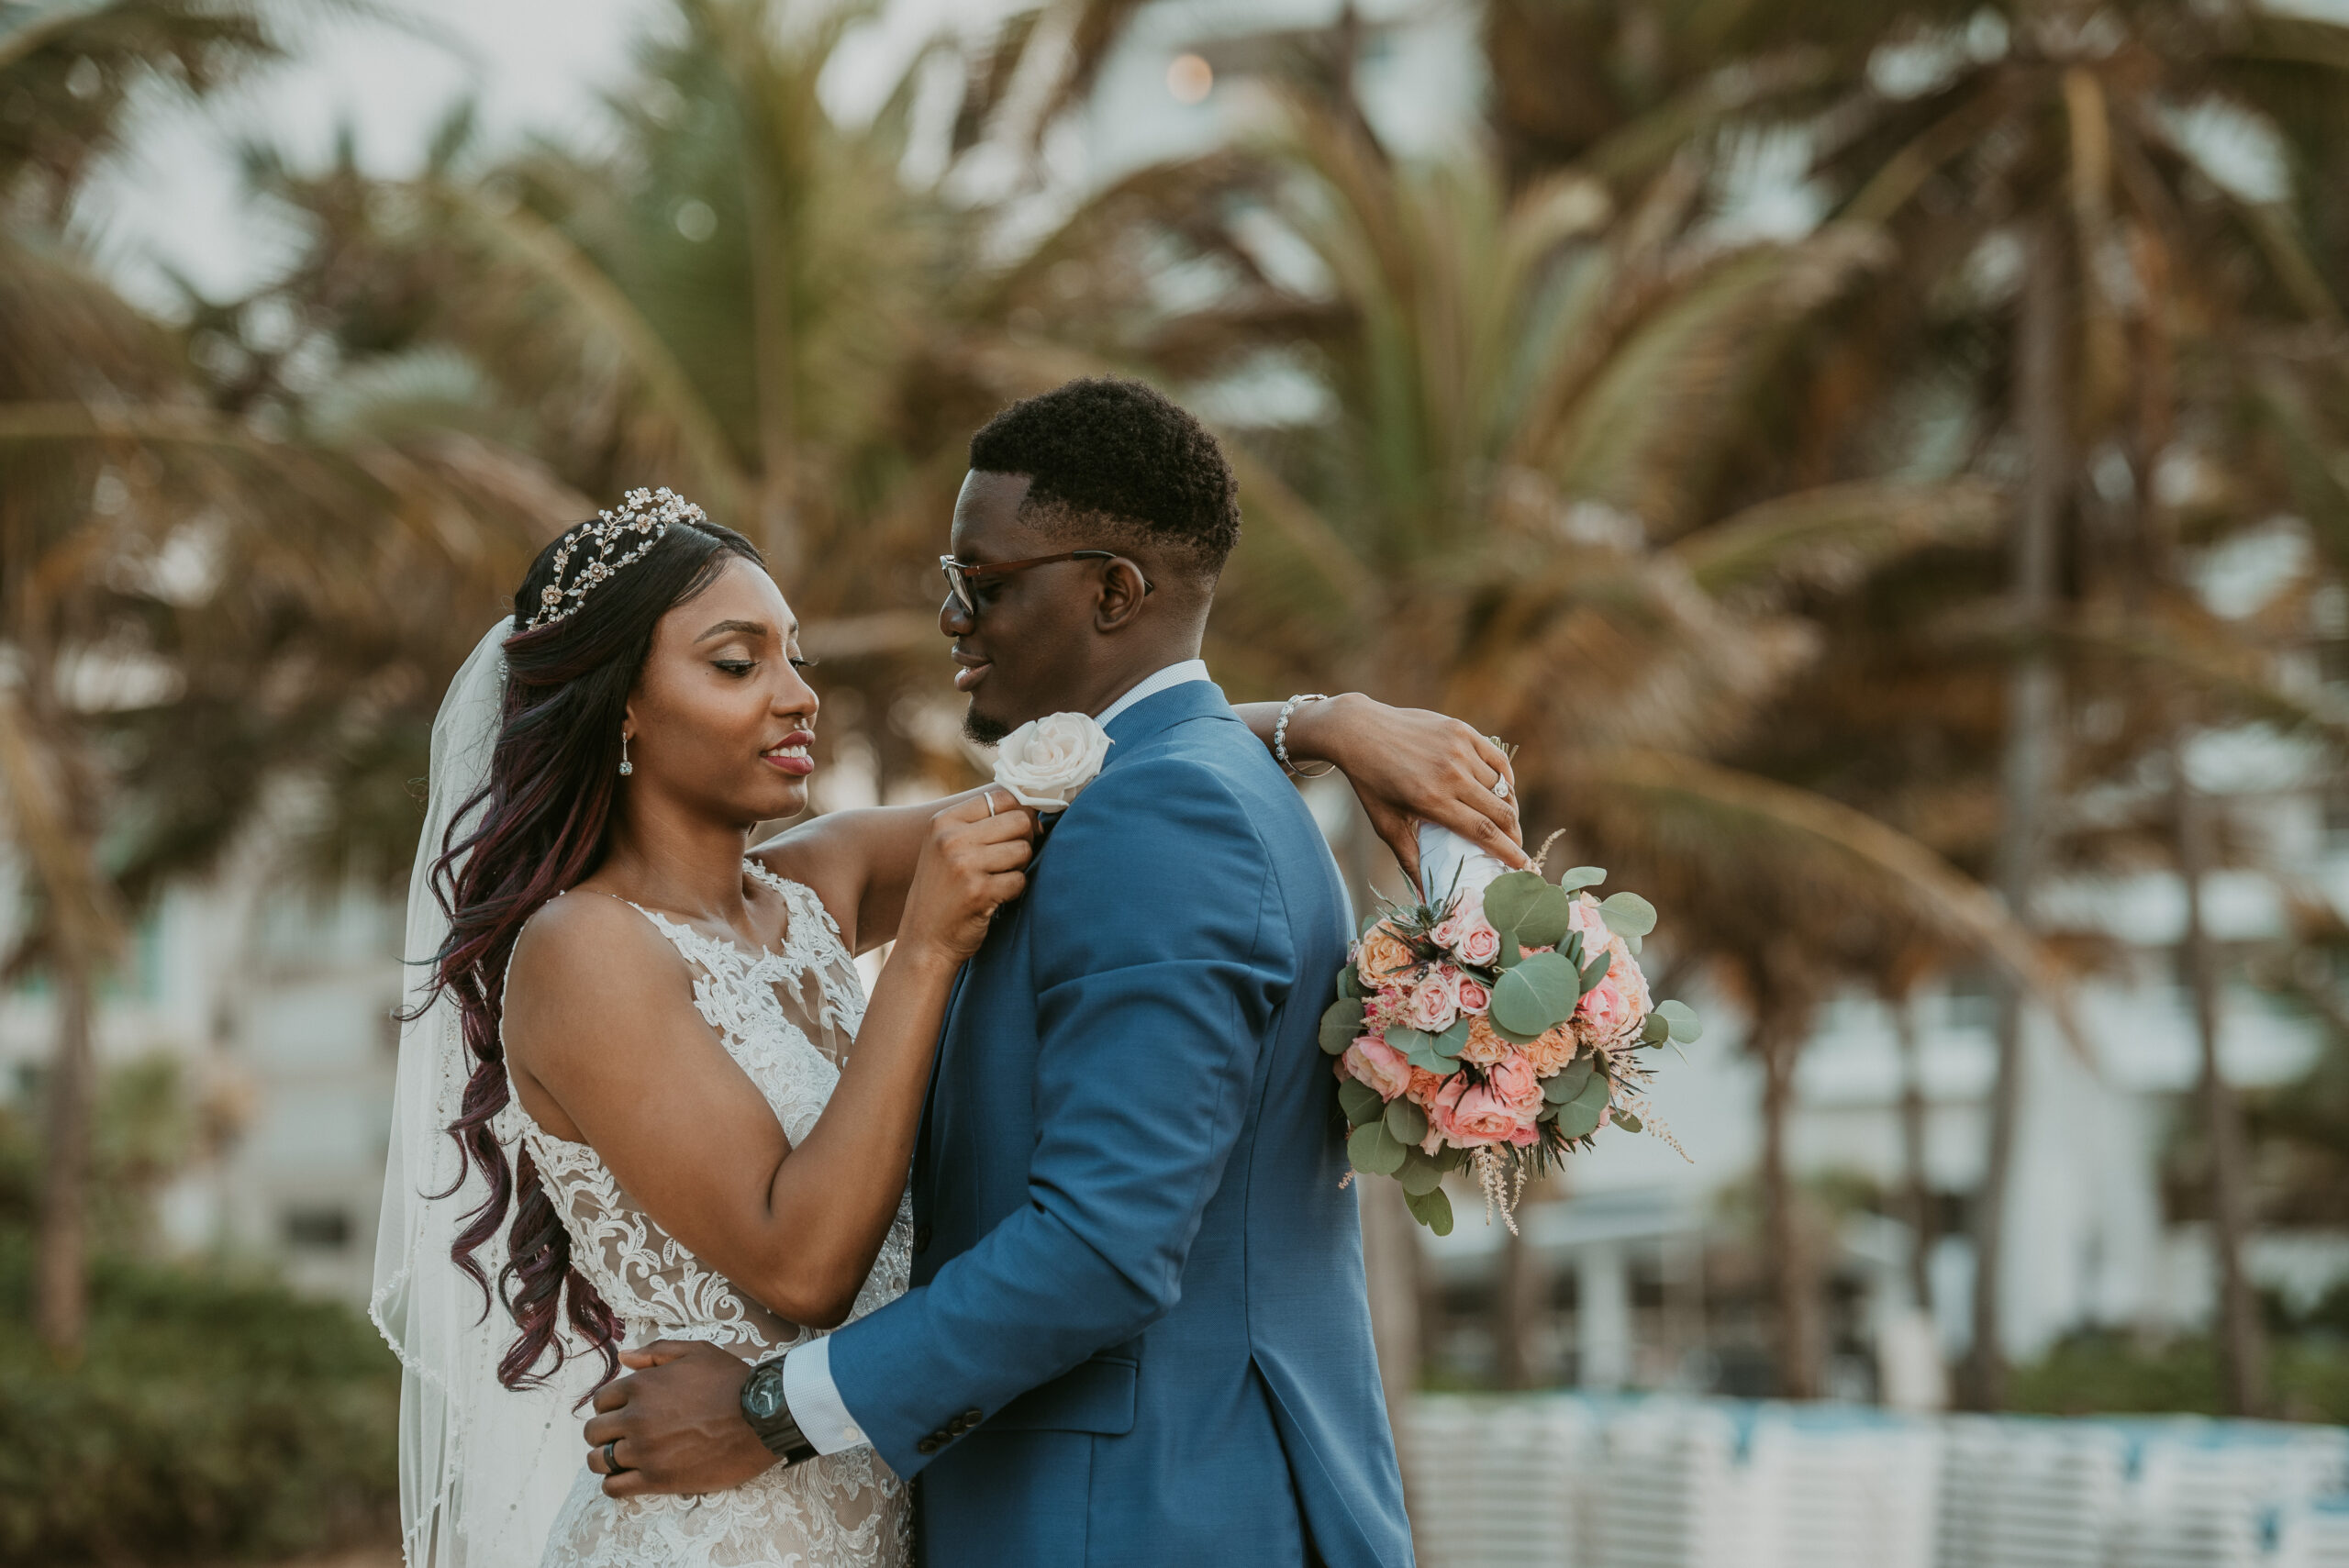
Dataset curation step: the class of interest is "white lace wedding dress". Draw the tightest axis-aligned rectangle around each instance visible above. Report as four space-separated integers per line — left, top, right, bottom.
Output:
495 861 912 1568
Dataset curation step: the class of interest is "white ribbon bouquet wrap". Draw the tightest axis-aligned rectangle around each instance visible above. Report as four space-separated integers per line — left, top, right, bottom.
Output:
992 712 1111 810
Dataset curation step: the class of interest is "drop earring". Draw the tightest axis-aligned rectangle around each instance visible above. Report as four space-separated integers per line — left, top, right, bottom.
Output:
619 732 634 776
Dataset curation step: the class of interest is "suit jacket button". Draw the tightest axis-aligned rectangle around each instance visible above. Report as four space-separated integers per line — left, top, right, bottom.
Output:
957 1408 981 1429
913 1224 932 1253
916 1436 941 1455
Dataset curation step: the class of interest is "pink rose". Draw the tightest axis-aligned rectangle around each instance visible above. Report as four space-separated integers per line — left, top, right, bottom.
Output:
1430 1053 1545 1149
1575 937 1653 1045
1456 976 1491 1016
1457 918 1502 967
1341 1035 1414 1102
1402 969 1461 1034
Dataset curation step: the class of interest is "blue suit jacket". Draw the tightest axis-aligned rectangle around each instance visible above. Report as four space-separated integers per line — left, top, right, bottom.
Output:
825 681 1414 1568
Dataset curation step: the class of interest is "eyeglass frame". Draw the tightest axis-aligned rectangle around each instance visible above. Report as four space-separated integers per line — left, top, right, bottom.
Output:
938 550 1155 621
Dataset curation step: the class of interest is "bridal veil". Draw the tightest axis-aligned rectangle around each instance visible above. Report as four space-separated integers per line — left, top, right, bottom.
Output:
371 618 601 1567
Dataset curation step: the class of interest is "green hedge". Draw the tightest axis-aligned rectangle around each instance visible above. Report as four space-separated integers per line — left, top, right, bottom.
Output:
2009 1330 2349 1424
0 1241 399 1563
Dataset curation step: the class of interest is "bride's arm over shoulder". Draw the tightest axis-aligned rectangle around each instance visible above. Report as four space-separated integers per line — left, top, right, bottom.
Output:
1233 692 1531 884
751 788 991 956
507 798 1032 1331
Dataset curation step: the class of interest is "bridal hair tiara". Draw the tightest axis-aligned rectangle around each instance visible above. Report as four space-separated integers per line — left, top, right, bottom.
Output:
526 487 707 629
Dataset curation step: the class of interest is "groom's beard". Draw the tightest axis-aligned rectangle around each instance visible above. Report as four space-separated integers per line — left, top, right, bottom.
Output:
963 704 1010 745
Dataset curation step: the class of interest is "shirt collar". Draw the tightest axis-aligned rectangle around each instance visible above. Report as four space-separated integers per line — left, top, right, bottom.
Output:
1093 659 1212 730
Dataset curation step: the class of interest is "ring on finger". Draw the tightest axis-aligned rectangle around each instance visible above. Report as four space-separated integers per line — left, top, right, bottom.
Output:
984 790 998 818
1491 773 1511 801
604 1439 628 1475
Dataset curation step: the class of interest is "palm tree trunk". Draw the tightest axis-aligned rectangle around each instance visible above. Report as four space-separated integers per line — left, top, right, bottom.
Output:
35 947 94 1358
1755 996 1821 1398
1969 216 2067 1412
1497 1221 1542 1389
2172 746 2266 1415
0 686 120 1361
1894 992 1935 1317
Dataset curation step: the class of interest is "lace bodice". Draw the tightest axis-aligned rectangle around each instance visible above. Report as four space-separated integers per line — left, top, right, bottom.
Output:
495 860 910 1567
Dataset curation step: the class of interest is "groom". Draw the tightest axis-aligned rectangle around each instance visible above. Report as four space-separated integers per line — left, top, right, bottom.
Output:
588 377 1414 1567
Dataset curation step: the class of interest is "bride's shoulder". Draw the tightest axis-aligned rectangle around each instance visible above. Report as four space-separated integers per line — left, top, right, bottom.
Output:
506 891 687 1015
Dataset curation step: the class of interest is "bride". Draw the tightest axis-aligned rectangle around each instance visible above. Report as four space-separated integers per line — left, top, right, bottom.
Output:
373 488 1521 1568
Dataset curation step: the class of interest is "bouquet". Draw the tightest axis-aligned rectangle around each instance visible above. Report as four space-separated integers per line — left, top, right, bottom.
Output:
1322 834 1700 1234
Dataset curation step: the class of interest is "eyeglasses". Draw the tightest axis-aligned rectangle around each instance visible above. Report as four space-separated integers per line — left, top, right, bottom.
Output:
938 550 1154 621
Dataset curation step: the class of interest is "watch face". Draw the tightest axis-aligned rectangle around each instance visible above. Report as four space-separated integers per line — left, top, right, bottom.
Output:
744 1367 785 1421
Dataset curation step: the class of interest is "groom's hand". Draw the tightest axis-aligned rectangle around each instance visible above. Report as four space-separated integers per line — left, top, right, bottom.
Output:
583 1340 776 1497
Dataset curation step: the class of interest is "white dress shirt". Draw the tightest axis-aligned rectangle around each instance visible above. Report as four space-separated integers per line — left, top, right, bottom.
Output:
780 657 1216 1455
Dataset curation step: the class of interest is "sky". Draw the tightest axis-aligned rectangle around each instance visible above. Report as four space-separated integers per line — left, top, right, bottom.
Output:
82 0 980 311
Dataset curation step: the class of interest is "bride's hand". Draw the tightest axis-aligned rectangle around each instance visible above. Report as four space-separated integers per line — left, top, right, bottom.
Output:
896 791 1039 963
1285 695 1529 887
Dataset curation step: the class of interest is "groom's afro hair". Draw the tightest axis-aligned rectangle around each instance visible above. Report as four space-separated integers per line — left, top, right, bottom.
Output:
969 377 1241 579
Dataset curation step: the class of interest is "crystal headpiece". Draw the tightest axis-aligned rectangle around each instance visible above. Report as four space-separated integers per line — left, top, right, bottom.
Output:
527 487 707 629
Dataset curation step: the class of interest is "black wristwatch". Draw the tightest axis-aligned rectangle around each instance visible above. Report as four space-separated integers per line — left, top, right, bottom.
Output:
740 1354 818 1466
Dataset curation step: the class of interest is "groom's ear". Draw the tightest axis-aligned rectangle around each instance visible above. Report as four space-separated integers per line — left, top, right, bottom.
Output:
1091 558 1154 634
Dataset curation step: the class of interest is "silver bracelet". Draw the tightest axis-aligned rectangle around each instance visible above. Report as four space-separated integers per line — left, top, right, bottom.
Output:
1275 694 1338 778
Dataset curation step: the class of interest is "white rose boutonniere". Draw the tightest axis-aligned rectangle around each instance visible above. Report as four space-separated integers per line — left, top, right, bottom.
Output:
992 712 1112 810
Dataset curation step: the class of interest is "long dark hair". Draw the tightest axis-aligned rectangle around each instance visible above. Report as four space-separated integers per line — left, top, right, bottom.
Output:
422 511 764 1391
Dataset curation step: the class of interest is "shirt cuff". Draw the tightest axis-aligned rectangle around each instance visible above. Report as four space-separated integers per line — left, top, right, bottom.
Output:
782 1334 868 1455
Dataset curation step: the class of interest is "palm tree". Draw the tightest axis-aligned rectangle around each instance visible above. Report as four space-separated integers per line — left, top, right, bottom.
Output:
0 0 573 1355
1468 0 2349 1415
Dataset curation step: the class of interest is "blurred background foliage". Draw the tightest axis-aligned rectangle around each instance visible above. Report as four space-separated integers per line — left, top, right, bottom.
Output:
5 0 2349 1555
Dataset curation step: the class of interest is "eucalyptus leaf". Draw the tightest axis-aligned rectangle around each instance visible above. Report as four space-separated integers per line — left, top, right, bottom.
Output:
1516 886 1574 948
1404 1184 1454 1235
1490 951 1583 1036
1397 1149 1444 1195
1497 929 1521 969
1564 930 1585 966
1542 1056 1598 1104
1337 1078 1384 1127
1554 1067 1611 1140
1348 1119 1408 1175
1641 1013 1672 1045
1557 865 1607 892
1433 1018 1473 1060
1337 967 1366 1001
1598 891 1658 938
1384 1096 1430 1146
1479 871 1552 935
1578 950 1612 996
1391 1026 1459 1075
1623 932 1642 958
1657 999 1703 1042
1319 997 1365 1055
1614 1109 1643 1133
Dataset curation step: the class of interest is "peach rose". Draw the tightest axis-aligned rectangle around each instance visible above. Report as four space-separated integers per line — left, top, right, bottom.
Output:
1455 1016 1512 1066
1341 1034 1413 1102
1523 1023 1581 1074
1402 968 1461 1033
1431 1055 1545 1149
1456 976 1492 1016
1405 1065 1448 1107
1354 925 1417 984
